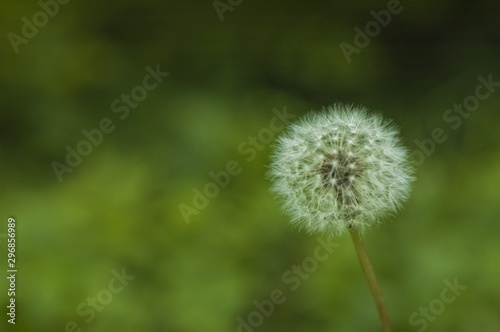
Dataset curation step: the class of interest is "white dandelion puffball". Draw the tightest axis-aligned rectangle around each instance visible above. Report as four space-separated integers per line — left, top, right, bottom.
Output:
269 104 414 236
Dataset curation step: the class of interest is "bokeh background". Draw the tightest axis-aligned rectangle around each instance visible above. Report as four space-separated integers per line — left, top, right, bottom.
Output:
1 1 500 331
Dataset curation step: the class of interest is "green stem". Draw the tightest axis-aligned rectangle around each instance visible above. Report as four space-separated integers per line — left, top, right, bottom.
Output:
349 226 392 332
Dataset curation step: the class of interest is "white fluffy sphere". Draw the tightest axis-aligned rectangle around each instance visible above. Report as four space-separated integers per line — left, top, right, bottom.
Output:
269 104 414 236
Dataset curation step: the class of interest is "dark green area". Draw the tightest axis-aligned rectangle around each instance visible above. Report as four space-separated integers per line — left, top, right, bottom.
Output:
1 0 499 331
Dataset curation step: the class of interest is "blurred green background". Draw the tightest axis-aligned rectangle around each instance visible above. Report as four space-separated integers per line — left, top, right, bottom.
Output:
1 0 500 331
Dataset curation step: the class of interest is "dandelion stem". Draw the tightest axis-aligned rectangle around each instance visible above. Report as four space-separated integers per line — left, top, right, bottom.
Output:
349 226 392 332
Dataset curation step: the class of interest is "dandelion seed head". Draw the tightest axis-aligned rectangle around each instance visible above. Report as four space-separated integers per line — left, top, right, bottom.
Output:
269 104 415 236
